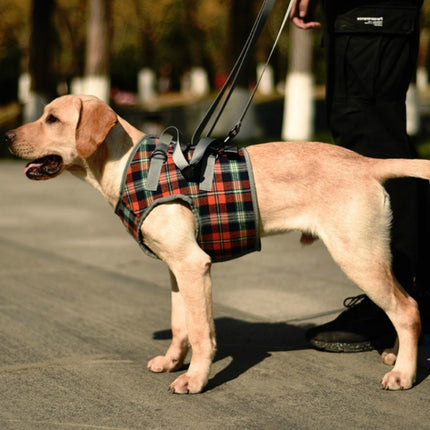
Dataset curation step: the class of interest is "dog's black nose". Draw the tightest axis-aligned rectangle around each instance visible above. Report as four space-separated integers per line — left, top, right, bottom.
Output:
4 131 15 145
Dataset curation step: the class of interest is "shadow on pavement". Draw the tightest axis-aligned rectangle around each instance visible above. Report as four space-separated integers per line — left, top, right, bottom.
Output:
153 317 313 391
153 317 430 391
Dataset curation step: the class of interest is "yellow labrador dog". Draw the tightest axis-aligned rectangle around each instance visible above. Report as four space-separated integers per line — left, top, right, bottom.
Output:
5 95 428 393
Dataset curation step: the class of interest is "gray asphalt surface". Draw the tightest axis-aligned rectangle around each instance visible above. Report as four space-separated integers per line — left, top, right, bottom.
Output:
0 160 429 430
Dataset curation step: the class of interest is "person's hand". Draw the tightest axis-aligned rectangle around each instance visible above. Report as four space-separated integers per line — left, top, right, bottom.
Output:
290 0 321 29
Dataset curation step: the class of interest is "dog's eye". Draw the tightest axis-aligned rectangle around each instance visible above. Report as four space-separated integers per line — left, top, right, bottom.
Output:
46 114 59 124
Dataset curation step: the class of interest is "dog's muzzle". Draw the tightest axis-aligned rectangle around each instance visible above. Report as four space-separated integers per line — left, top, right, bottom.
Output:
5 131 64 180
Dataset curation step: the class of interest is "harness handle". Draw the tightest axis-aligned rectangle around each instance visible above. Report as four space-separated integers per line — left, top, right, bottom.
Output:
191 0 277 147
224 0 295 144
145 0 295 192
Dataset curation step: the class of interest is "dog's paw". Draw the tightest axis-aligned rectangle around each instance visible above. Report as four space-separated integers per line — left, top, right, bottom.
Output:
169 373 206 394
147 355 183 373
381 370 414 390
381 349 397 366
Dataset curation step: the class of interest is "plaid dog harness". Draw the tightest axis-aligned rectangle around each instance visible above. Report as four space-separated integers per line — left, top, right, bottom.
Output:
115 135 261 262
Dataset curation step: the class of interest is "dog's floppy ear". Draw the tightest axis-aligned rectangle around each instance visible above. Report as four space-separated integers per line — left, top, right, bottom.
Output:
75 98 118 159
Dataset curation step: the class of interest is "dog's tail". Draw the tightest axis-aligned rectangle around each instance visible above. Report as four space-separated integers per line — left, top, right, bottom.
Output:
370 158 430 183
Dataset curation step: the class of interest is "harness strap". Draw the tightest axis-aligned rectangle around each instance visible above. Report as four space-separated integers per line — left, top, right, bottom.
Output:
190 137 217 166
171 133 190 172
193 137 219 191
145 132 173 191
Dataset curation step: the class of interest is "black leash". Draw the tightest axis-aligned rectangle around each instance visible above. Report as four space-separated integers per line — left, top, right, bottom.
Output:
146 0 293 192
191 0 277 147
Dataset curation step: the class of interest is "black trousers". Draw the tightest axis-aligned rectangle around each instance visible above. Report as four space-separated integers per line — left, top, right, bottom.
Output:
321 1 429 299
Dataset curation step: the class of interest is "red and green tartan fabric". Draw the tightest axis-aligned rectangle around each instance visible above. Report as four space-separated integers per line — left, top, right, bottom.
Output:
114 135 261 262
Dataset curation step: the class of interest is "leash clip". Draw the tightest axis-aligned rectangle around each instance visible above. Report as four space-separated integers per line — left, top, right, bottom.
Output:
224 122 242 144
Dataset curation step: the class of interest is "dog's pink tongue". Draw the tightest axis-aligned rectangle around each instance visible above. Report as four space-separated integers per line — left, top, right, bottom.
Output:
24 162 43 174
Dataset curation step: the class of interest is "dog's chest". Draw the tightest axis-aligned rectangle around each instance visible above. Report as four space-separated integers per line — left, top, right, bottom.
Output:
115 135 261 262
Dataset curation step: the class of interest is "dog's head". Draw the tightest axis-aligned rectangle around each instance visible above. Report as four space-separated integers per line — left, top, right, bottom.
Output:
5 95 118 180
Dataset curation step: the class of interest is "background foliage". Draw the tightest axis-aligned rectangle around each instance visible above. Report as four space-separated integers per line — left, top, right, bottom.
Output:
0 0 328 104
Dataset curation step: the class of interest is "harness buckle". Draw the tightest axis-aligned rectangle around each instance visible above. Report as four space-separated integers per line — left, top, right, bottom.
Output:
150 147 168 162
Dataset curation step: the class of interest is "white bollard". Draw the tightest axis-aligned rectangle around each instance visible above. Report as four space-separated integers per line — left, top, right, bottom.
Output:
406 83 420 136
19 74 46 123
138 68 156 103
71 77 84 95
18 73 31 104
256 63 274 95
416 67 428 92
190 67 209 96
77 75 110 102
282 72 314 141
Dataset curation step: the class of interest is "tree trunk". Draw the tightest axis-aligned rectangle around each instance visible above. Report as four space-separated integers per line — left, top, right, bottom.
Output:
228 0 256 87
29 0 57 98
83 0 111 102
25 0 57 121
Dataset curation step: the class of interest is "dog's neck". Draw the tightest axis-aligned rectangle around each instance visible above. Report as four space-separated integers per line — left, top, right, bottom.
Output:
70 117 145 207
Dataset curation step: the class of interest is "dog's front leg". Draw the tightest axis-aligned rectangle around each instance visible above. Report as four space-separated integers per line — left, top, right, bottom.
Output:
147 271 190 373
167 251 216 394
142 202 216 394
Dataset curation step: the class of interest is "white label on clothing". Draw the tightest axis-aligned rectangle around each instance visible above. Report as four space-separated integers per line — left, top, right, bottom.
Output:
356 16 384 28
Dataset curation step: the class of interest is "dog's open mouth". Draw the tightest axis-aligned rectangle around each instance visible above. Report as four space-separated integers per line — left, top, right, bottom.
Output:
24 155 63 180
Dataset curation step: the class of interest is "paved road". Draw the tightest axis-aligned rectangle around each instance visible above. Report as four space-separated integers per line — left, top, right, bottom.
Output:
0 161 429 430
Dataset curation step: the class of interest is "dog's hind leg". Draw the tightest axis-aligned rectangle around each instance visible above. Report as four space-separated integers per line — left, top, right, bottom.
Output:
147 271 190 373
324 234 420 389
379 281 421 390
319 189 421 390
